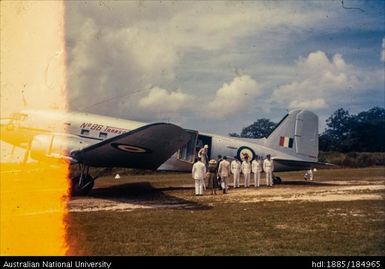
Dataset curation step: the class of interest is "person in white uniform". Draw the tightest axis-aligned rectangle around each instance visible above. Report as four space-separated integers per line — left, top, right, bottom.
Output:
198 145 209 168
304 169 314 181
192 158 206 195
252 157 262 187
231 156 241 188
218 156 231 194
263 154 274 187
241 156 251 188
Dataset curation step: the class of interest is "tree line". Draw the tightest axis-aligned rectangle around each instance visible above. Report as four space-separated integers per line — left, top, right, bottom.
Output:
229 107 385 153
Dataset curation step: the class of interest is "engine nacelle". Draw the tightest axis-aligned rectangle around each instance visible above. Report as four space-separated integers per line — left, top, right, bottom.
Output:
30 134 88 162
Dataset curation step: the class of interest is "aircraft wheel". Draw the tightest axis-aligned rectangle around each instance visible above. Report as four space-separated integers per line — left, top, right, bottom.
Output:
71 175 94 196
273 176 282 184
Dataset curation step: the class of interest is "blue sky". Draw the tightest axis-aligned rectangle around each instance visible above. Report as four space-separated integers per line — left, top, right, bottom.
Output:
65 1 384 134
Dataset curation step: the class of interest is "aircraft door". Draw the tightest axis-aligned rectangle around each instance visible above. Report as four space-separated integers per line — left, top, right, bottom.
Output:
196 134 212 160
176 130 198 163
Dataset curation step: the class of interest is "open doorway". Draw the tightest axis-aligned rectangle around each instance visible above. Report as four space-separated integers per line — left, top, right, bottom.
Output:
176 130 198 163
176 132 213 163
196 134 212 160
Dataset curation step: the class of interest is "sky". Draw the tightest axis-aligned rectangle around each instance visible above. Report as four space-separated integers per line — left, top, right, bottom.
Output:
64 0 384 135
1 1 68 162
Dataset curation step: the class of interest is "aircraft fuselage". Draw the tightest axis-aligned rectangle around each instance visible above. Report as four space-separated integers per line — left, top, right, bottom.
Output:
1 109 320 172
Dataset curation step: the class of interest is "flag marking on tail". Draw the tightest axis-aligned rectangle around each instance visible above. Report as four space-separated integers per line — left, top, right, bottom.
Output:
279 136 294 148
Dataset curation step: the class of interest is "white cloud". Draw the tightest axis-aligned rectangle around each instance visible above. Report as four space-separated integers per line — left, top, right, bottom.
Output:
136 75 264 122
65 2 330 119
289 98 327 110
272 50 381 111
382 37 385 62
63 2 383 134
167 2 319 51
207 75 261 118
138 86 193 117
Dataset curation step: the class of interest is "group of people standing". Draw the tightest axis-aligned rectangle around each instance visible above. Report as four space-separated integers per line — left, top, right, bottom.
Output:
192 145 275 196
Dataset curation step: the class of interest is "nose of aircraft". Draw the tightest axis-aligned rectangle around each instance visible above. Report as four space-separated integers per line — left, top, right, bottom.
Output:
0 118 11 128
0 118 16 134
0 118 17 144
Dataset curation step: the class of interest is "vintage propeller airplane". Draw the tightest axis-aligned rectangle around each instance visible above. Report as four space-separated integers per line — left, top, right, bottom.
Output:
0 109 331 195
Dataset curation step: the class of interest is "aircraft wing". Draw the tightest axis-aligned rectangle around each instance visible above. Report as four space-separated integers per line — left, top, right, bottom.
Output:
72 123 191 170
272 158 336 172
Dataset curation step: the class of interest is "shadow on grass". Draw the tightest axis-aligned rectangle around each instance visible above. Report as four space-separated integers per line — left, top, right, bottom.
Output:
87 182 211 210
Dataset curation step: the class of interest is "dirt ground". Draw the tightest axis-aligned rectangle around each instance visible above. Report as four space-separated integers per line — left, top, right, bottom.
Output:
64 167 384 255
68 168 385 213
2 165 384 255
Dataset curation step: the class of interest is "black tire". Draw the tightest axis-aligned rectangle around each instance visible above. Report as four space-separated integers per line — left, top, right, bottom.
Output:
71 175 94 196
273 176 282 184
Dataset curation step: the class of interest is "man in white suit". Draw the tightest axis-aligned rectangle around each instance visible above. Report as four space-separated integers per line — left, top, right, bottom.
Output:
218 156 231 193
252 157 262 187
263 154 274 187
241 156 251 188
231 156 241 188
192 158 206 195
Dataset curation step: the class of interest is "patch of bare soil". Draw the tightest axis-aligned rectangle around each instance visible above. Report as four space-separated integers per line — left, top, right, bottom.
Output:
68 178 384 212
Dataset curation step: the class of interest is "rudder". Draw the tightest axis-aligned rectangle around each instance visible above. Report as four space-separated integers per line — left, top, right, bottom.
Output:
265 110 319 162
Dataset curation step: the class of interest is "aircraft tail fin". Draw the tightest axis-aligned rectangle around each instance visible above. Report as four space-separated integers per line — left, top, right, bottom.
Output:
265 110 319 162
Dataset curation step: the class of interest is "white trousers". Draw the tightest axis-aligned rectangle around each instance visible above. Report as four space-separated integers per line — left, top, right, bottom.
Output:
265 170 273 186
195 179 204 195
222 176 229 189
233 172 240 187
253 171 261 187
244 172 250 187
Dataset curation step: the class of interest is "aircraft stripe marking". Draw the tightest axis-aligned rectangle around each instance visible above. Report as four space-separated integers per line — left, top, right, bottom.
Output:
288 138 294 148
284 137 289 147
237 146 255 161
279 136 294 148
111 143 152 153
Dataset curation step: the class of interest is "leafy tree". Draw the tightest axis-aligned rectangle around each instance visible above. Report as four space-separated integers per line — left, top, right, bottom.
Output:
240 118 277 138
321 108 354 151
321 107 385 152
319 133 333 151
349 107 385 152
325 108 352 140
229 119 276 138
233 107 384 153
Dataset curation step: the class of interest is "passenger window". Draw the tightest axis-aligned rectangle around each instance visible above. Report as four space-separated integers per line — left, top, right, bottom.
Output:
81 129 90 135
99 132 108 139
12 113 28 121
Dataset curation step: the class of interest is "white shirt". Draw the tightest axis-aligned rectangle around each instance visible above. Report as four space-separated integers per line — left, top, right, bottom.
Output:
231 160 241 174
252 160 262 173
304 169 313 180
263 159 274 172
218 160 231 177
198 148 208 163
241 160 251 174
192 161 206 180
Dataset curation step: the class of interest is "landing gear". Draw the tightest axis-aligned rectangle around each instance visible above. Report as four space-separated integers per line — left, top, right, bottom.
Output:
22 140 32 168
71 164 95 196
273 175 282 184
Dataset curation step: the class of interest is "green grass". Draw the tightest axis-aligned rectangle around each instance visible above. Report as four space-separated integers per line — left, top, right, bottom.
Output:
275 167 385 181
67 200 385 256
319 152 385 167
66 168 385 256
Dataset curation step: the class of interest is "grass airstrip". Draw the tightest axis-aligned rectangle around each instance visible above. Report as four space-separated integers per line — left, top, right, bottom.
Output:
65 167 385 255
